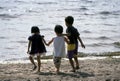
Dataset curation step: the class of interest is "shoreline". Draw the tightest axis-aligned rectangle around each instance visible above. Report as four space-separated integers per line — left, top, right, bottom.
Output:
0 55 120 64
0 51 120 64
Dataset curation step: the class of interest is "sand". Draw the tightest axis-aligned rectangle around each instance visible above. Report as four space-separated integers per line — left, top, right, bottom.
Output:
0 57 120 81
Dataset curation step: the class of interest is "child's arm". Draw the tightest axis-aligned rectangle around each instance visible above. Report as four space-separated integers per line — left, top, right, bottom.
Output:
42 38 47 46
78 36 85 48
47 38 54 46
64 37 70 44
27 40 31 53
62 33 70 36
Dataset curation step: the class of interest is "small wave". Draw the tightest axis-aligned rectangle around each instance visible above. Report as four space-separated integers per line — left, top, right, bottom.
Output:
84 13 95 15
92 43 102 46
5 28 24 32
84 36 111 40
81 0 93 3
80 7 88 11
0 36 6 39
74 7 89 12
0 7 4 9
112 10 120 15
100 11 111 15
0 14 17 18
113 42 120 48
99 11 120 15
16 41 27 44
86 42 112 47
40 28 53 31
36 2 57 5
60 7 89 12
103 23 116 26
85 0 93 3
85 43 101 47
89 51 120 56
4 58 24 62
82 30 91 33
98 36 110 40
26 9 39 13
5 47 14 50
14 0 27 3
114 42 120 45
111 30 118 32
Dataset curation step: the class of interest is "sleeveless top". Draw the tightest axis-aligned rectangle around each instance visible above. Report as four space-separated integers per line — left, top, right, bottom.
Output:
53 36 65 57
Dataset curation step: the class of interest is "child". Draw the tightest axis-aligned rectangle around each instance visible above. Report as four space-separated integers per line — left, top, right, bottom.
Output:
47 25 69 74
27 26 47 72
64 16 85 72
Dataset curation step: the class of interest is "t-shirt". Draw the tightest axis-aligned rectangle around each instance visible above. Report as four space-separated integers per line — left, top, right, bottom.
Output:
28 34 46 54
53 36 65 57
66 26 80 44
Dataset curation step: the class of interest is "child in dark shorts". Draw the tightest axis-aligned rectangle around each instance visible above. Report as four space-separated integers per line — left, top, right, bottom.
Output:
27 26 47 73
64 16 85 72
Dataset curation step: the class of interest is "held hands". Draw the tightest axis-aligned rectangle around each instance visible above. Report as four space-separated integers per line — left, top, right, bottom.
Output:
46 43 50 46
27 50 30 54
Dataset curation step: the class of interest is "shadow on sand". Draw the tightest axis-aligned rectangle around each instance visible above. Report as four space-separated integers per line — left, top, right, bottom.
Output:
38 71 95 78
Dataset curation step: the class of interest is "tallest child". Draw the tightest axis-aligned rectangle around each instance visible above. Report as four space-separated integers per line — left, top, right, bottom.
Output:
65 16 85 72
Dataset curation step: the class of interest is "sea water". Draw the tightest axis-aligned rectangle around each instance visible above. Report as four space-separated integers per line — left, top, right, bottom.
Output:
0 0 120 62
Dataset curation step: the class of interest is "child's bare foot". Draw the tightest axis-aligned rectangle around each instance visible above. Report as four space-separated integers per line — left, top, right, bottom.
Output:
37 69 40 72
55 70 60 74
70 69 76 72
76 66 80 70
32 65 37 70
56 71 60 73
33 71 41 74
56 71 60 74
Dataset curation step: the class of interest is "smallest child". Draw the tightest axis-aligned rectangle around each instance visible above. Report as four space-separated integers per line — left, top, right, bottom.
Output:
27 26 47 73
47 25 69 74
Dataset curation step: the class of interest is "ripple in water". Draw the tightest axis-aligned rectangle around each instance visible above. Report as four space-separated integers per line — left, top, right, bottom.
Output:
114 42 120 48
99 11 111 15
0 36 6 39
0 14 18 19
98 36 110 40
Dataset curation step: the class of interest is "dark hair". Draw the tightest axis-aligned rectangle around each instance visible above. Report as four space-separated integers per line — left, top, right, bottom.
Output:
31 26 40 33
65 16 74 25
54 25 63 34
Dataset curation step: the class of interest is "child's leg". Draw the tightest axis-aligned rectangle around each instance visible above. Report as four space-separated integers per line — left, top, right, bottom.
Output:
69 58 76 72
53 57 61 73
29 56 37 70
74 55 79 69
56 66 60 73
56 58 61 73
37 55 41 72
74 43 79 69
67 44 76 72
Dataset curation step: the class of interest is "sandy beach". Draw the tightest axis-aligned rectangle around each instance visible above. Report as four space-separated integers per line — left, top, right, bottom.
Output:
0 57 120 81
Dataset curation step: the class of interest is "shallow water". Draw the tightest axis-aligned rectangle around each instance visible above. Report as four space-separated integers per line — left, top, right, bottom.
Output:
0 0 120 61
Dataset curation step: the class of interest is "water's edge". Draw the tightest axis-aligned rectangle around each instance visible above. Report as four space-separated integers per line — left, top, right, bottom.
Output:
0 51 120 64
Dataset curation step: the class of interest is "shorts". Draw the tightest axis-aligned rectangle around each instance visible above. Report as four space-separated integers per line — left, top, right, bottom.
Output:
53 57 61 68
67 44 75 59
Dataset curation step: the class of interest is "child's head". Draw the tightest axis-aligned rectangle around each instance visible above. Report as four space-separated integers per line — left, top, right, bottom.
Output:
31 26 40 33
54 25 63 34
65 16 74 26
